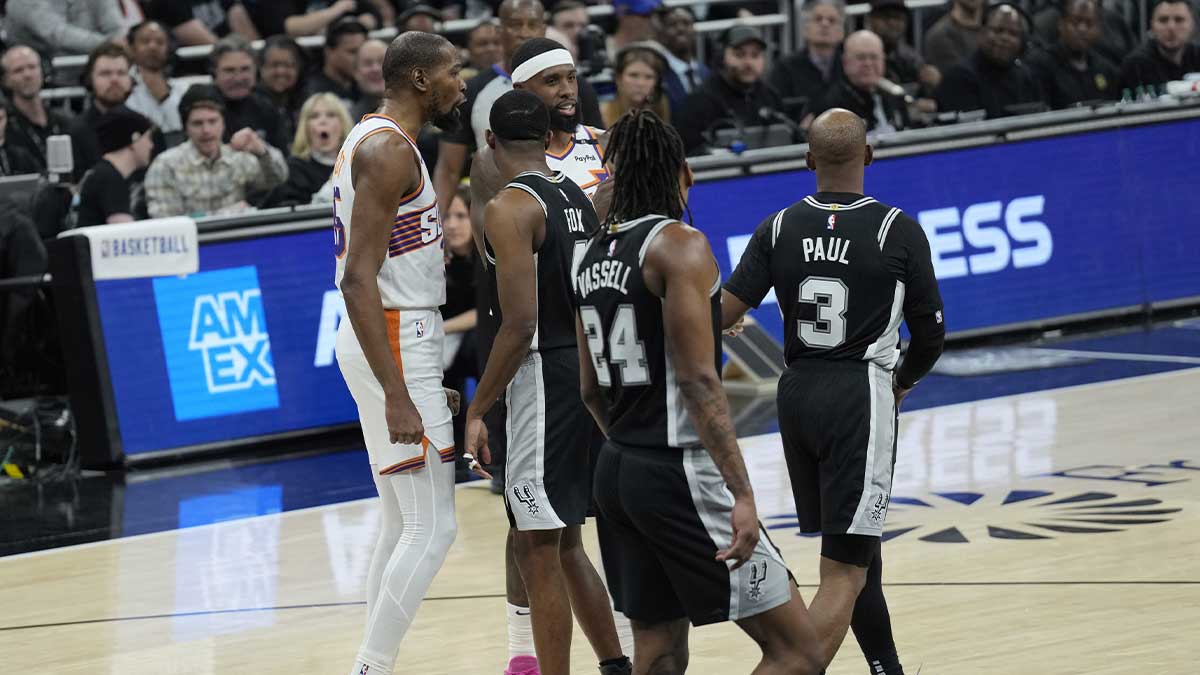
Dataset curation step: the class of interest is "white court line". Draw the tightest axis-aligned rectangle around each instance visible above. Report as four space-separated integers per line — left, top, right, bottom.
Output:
4 366 1199 562
1033 348 1200 365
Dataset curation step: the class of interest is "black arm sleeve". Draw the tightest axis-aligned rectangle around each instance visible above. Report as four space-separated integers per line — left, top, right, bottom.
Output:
723 212 777 309
885 213 945 388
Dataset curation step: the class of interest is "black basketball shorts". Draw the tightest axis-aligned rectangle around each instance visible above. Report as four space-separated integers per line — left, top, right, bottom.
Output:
503 348 593 530
777 359 898 537
593 440 794 626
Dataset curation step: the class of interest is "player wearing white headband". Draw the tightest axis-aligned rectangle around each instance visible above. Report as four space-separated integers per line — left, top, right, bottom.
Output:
468 37 631 675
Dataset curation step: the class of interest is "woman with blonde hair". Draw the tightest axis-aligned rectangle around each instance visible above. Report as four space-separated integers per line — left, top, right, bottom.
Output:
601 45 671 127
260 92 353 208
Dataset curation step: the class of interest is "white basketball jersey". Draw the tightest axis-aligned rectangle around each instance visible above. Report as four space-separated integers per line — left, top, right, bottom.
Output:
333 114 445 309
545 124 608 198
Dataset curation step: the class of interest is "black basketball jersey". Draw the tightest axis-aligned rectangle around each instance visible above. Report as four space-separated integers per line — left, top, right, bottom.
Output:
575 215 722 450
484 170 598 352
725 192 943 369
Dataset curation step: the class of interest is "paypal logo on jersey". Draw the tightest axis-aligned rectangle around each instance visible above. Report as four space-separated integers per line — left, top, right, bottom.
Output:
153 266 280 421
917 195 1053 279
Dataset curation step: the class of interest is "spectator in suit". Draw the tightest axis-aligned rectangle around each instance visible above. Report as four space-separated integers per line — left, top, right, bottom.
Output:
651 7 709 119
768 0 846 117
602 45 671 127
1119 0 1200 95
69 42 135 182
806 30 910 133
1028 0 1120 109
212 36 291 152
924 0 986 73
676 25 784 155
936 4 1046 119
1 46 73 172
5 0 127 57
261 93 352 208
303 18 368 106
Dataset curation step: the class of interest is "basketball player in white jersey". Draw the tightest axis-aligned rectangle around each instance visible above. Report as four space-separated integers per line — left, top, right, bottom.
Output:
468 38 632 675
332 31 469 675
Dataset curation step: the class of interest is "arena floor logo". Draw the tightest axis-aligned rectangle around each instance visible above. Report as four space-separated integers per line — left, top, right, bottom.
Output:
764 460 1195 544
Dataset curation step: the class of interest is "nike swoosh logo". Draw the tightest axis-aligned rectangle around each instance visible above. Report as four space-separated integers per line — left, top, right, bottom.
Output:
515 610 531 616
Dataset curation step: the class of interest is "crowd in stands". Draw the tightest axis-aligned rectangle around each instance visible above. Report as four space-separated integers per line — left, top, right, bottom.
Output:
0 0 1193 228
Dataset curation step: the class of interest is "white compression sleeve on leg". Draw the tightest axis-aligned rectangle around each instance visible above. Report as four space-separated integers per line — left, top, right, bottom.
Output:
350 457 458 673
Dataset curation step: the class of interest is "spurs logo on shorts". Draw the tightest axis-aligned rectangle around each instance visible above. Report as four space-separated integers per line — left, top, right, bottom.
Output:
513 484 540 515
747 561 768 601
868 492 891 526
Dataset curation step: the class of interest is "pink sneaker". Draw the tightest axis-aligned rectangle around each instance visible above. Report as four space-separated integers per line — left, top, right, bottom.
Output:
504 656 540 675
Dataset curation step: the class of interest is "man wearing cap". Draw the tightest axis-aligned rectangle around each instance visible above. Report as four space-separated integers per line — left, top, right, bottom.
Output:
609 0 660 54
676 24 785 155
867 0 941 94
144 84 287 218
77 106 156 227
397 3 441 33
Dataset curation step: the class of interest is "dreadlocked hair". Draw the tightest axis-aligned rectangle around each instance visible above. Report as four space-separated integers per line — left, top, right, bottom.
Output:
601 108 692 236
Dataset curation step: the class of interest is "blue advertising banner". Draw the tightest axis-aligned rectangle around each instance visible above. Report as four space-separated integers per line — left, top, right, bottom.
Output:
696 118 1200 341
93 118 1200 455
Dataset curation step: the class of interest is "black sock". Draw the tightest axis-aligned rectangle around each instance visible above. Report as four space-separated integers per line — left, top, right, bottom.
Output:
599 656 632 674
850 542 905 675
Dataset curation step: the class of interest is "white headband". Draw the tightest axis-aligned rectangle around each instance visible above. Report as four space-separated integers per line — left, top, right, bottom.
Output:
511 48 574 84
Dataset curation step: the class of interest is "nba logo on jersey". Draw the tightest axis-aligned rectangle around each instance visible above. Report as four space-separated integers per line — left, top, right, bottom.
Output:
827 214 837 230
152 266 280 421
607 240 617 256
415 319 426 338
360 666 370 674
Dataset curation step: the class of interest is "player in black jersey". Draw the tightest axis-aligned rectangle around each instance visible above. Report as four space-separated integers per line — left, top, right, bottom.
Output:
722 109 946 674
465 90 630 675
576 109 822 675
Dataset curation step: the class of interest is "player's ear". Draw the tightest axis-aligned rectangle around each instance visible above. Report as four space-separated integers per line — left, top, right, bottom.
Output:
863 144 874 167
805 150 816 172
682 161 694 189
411 66 429 93
543 129 552 149
485 129 496 149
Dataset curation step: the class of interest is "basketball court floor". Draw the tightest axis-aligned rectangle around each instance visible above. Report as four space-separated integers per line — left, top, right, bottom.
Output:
2 319 1198 674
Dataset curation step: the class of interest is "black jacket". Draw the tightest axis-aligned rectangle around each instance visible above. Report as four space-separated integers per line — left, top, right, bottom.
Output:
808 79 910 132
1028 46 1120 109
6 105 72 172
935 52 1045 119
221 92 291 152
675 72 785 155
767 49 839 111
259 154 332 208
1119 41 1200 94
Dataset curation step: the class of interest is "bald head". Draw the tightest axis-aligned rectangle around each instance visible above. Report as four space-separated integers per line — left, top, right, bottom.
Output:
842 30 885 91
807 108 869 172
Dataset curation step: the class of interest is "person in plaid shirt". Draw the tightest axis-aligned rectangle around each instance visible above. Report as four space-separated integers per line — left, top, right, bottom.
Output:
145 84 287 218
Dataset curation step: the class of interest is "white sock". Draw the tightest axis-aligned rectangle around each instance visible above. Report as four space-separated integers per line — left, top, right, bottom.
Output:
349 657 390 675
507 602 536 660
613 609 635 659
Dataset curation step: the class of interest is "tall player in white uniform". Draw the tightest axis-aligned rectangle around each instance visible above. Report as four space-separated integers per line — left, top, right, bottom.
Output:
332 32 468 675
468 38 628 675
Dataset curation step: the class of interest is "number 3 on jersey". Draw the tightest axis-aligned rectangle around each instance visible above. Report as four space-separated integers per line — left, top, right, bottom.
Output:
797 276 849 348
580 305 648 387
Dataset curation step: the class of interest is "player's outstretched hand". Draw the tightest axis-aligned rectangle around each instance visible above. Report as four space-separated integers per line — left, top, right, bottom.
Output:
444 388 462 416
463 417 493 479
716 497 759 570
385 393 424 446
